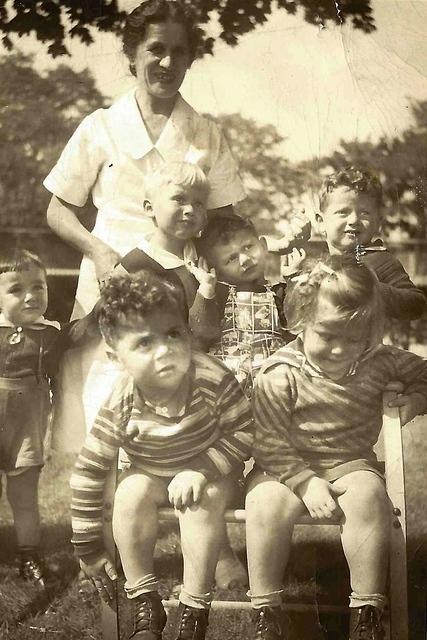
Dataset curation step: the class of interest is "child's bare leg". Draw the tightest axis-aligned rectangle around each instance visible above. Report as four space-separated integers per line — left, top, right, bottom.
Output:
334 470 390 606
113 471 169 637
246 473 306 604
178 474 236 605
112 470 168 588
7 467 41 548
215 529 248 589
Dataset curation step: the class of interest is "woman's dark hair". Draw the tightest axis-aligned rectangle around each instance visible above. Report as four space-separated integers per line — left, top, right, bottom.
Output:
0 248 46 275
122 0 201 75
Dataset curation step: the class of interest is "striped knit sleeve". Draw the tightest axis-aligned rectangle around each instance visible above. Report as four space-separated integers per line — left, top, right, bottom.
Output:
252 364 316 492
70 392 131 561
363 250 425 320
188 370 254 481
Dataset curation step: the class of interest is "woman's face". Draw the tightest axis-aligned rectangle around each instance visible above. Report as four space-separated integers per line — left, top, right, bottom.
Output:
133 21 191 101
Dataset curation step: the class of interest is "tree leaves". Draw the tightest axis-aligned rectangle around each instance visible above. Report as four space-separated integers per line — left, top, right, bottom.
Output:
0 0 375 58
0 53 106 227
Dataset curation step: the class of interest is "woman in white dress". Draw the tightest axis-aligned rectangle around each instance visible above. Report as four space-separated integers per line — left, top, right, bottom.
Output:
45 0 245 438
44 0 246 588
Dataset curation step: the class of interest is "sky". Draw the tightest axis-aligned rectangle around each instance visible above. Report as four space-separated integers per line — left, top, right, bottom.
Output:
6 0 427 162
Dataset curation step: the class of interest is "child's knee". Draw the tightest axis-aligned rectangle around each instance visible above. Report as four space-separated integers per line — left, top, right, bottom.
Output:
246 475 303 523
114 472 166 516
339 473 390 521
198 481 229 513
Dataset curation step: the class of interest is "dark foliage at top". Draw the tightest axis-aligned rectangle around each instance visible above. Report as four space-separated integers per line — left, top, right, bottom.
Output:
0 0 375 58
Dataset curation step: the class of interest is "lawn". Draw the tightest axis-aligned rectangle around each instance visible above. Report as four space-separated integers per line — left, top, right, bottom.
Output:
1 414 426 640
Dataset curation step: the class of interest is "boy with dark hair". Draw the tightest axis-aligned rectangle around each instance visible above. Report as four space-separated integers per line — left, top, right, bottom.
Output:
316 165 425 320
71 269 253 640
0 249 63 587
195 212 303 395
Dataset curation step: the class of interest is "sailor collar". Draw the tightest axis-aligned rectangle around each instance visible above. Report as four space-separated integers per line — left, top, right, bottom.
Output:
136 236 197 270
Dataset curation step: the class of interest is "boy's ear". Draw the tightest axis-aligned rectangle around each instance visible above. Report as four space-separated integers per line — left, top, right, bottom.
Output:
143 199 154 217
315 212 326 235
259 236 268 250
105 347 122 368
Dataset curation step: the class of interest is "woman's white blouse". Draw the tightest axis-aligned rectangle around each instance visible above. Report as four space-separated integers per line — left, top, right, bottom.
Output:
43 90 245 318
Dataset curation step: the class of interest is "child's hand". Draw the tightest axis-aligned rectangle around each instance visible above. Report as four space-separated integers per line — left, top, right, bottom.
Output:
168 471 208 510
186 257 217 299
298 476 345 520
387 391 427 426
79 554 117 603
281 248 306 278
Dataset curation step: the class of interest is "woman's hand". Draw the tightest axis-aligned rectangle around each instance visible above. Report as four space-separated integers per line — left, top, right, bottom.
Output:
168 471 208 510
298 476 345 520
79 554 118 603
186 257 217 299
90 241 122 285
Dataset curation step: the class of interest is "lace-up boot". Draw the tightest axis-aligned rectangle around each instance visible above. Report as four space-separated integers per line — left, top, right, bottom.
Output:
174 603 209 640
129 591 167 640
349 605 385 640
251 606 288 640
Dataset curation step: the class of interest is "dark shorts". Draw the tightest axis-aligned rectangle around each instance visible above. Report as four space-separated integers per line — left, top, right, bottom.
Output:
0 377 50 473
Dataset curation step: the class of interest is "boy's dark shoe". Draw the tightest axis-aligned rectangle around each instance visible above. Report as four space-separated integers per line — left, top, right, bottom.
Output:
174 603 209 640
251 606 288 640
129 591 167 640
18 548 46 589
349 605 384 640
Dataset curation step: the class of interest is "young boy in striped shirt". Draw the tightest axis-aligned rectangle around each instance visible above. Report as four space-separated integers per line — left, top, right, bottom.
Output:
246 256 427 640
70 269 253 640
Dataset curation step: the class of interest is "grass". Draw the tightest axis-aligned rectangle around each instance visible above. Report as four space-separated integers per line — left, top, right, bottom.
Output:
1 413 427 639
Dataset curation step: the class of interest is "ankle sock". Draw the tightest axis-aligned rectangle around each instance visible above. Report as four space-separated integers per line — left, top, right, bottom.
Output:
349 592 387 610
248 589 284 609
179 587 212 610
125 573 159 599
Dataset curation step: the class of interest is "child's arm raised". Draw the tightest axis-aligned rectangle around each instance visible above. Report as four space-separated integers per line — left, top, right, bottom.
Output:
185 256 222 349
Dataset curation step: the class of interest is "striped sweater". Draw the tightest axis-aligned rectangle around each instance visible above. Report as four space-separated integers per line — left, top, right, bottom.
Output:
253 338 427 492
71 351 254 560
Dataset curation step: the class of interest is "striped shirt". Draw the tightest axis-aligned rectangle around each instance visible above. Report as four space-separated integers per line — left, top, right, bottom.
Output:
71 351 253 560
253 339 427 493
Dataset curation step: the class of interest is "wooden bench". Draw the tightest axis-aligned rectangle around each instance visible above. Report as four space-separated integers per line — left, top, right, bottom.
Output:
100 394 408 640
